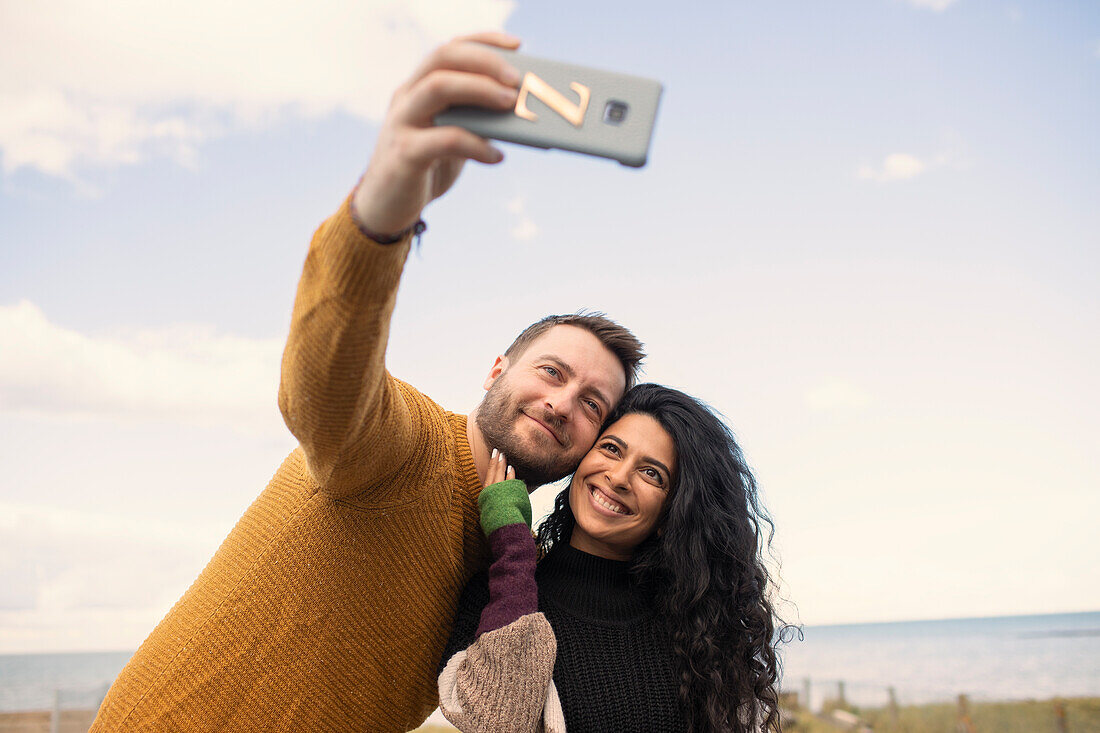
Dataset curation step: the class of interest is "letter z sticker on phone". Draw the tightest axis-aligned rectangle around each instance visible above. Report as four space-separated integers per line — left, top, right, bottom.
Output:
514 73 591 128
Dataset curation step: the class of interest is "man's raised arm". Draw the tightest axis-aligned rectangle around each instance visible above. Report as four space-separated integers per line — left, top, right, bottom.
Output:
278 32 522 497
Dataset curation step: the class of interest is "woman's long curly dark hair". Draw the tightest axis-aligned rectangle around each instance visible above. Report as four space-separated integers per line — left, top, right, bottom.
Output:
536 383 788 732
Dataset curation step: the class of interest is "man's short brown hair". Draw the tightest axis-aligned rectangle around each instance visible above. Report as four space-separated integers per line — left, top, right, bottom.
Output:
504 312 645 391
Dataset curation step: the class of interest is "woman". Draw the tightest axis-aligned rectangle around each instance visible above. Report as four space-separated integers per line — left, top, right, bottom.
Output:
439 384 785 733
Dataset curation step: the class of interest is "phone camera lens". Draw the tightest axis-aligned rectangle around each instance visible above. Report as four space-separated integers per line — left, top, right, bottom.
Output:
603 100 629 124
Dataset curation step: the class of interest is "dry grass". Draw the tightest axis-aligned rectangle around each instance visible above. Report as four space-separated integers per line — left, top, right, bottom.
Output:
784 696 1100 733
5 698 1096 733
0 710 97 733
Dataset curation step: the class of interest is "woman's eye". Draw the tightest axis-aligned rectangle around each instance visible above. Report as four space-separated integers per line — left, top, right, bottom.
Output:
643 468 664 485
601 442 619 455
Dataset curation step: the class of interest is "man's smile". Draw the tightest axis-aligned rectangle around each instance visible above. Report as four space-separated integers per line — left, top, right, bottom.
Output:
522 411 564 445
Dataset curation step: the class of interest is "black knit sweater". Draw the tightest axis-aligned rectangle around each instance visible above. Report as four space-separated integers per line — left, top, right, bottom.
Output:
443 542 688 732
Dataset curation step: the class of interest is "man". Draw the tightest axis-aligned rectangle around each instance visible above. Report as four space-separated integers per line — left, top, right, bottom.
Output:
91 32 644 732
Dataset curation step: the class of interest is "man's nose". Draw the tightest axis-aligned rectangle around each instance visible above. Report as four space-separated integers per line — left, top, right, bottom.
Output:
544 386 576 421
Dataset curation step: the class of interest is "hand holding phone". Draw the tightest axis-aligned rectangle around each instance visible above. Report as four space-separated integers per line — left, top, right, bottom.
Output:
434 50 663 168
351 33 522 238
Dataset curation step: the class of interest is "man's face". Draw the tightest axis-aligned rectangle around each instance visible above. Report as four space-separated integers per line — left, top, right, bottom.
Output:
476 325 627 487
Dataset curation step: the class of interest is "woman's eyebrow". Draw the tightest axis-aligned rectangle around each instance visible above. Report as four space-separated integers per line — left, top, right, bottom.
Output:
603 434 671 478
645 457 672 479
602 434 627 449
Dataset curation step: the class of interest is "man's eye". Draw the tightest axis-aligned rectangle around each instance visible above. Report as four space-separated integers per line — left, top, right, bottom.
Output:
543 366 559 378
584 399 599 413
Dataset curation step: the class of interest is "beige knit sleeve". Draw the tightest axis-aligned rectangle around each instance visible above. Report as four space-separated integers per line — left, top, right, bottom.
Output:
438 613 565 733
278 196 421 499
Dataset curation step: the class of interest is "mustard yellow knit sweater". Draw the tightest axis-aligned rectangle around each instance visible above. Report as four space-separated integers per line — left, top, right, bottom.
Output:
91 198 486 732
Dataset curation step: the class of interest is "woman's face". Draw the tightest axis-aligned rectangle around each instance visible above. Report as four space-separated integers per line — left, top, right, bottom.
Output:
567 412 677 561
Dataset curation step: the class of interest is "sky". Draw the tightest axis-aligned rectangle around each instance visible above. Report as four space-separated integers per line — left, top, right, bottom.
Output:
1 0 1097 654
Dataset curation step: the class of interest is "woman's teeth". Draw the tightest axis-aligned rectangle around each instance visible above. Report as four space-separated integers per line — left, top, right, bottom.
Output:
591 487 628 515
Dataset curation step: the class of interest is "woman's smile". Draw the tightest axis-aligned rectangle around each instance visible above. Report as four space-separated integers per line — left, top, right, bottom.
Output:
587 484 632 515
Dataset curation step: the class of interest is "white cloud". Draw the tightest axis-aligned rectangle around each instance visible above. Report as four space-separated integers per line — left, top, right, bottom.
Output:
0 0 515 180
804 379 872 412
506 195 539 241
0 90 208 183
0 500 218 652
857 137 970 182
857 153 927 182
903 0 959 11
0 300 284 433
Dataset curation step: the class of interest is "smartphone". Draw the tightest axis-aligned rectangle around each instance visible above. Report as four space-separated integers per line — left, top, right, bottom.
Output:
434 50 663 168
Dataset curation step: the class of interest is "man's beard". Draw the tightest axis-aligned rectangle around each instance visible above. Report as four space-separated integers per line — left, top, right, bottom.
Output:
475 377 578 488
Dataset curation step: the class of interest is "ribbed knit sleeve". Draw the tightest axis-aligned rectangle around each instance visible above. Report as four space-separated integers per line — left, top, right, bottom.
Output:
439 613 560 733
90 198 489 733
278 195 419 499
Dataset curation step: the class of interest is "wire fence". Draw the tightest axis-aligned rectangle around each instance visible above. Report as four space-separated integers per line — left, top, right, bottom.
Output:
0 683 107 733
0 682 108 714
781 673 1090 712
783 676 973 712
780 676 1086 733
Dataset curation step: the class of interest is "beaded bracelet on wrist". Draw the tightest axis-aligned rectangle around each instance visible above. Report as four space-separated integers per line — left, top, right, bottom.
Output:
356 218 427 245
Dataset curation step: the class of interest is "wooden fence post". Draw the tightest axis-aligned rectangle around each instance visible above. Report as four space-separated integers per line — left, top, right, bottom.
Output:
955 694 976 733
50 689 61 733
1054 699 1068 733
887 686 899 728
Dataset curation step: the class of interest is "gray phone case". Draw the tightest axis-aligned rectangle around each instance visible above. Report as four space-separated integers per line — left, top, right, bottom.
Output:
434 50 663 168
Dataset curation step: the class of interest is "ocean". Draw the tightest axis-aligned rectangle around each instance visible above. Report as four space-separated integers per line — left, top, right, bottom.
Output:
2 611 1097 713
779 610 1100 709
0 650 130 713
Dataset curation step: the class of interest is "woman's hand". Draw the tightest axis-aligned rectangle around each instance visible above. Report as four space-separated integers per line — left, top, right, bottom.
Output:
478 448 531 537
484 446 515 486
